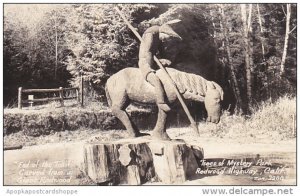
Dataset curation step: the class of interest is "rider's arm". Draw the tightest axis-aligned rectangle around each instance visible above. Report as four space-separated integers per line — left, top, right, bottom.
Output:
139 32 156 68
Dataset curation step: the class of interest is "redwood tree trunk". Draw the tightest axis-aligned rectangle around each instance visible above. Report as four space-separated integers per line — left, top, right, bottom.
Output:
241 4 253 110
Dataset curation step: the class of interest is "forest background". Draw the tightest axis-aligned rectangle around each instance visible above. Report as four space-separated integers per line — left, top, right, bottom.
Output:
3 4 297 114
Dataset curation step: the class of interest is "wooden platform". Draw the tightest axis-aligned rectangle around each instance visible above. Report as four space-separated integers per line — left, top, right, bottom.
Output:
83 137 204 185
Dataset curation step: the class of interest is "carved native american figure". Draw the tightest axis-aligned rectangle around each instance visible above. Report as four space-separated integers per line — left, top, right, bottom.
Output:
138 20 183 112
105 67 224 140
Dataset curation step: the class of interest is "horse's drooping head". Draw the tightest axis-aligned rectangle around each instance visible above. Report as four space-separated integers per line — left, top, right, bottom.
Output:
204 81 224 124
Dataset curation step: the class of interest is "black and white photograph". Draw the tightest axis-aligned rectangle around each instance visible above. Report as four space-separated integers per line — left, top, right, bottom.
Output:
2 2 297 187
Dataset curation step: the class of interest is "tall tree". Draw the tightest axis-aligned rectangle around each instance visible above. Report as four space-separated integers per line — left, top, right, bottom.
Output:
256 4 265 61
219 5 243 112
280 4 291 76
240 4 253 109
54 11 58 79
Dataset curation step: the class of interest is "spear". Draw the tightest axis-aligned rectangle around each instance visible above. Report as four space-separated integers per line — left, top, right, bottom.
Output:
115 6 199 136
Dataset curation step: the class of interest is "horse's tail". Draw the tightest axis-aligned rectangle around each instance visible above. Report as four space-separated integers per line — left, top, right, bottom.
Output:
105 82 112 106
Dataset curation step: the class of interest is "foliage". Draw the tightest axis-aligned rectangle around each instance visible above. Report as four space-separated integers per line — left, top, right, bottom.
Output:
64 4 158 96
3 5 72 105
204 4 296 113
198 95 296 142
3 4 297 113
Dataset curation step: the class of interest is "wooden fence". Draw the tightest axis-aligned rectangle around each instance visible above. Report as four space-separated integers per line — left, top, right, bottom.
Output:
18 77 84 109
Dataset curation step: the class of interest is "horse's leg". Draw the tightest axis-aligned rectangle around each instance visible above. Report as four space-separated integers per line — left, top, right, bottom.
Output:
107 83 139 137
152 108 171 140
111 106 141 137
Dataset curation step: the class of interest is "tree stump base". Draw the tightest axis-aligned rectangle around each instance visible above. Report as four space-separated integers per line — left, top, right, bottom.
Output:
83 137 203 185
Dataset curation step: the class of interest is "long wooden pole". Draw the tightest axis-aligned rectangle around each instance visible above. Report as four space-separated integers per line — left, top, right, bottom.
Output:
115 7 199 135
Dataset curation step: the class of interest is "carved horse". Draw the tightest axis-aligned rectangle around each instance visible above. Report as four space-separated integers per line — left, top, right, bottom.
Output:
105 67 224 140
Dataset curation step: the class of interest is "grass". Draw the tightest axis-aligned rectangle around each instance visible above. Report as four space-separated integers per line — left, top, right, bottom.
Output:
168 95 296 144
4 99 151 114
4 100 104 113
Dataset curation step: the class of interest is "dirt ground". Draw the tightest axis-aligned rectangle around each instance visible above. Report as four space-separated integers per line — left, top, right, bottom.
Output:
3 127 296 186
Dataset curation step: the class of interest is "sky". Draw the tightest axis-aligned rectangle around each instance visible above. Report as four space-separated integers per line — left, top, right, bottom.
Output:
4 4 62 35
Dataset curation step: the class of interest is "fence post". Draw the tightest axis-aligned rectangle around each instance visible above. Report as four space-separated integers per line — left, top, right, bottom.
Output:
59 87 64 107
80 75 84 107
18 87 22 109
76 88 80 104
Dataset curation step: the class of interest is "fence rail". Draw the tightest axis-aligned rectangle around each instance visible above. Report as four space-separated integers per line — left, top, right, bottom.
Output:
22 88 64 93
22 97 63 103
18 77 84 109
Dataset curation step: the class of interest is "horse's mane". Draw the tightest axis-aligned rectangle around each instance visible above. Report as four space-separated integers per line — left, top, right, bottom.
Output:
157 68 223 102
164 68 208 97
167 68 207 96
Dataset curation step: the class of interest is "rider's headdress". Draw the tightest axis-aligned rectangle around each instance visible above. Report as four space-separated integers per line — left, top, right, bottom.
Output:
159 19 182 40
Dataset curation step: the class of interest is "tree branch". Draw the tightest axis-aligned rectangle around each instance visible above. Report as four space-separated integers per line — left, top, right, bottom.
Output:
281 5 287 17
289 25 297 34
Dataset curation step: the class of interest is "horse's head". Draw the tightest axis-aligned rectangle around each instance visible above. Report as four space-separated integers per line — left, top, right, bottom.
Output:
204 81 224 124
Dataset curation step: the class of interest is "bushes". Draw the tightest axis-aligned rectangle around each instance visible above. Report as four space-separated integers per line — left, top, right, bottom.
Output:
198 95 296 142
3 108 156 137
247 95 296 140
3 113 23 135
